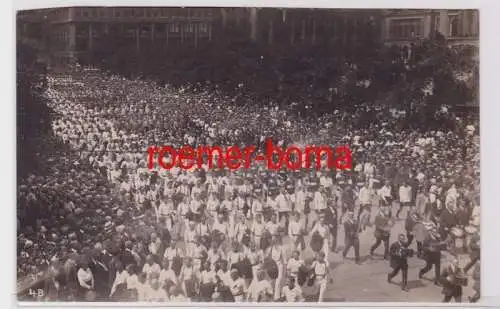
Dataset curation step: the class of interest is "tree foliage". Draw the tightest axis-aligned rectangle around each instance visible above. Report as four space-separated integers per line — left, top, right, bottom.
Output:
17 41 52 177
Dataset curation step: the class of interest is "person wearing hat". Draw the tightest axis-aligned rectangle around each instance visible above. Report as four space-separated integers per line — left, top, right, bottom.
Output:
388 233 411 291
341 183 355 214
342 210 361 264
370 207 393 260
419 227 445 286
405 209 422 249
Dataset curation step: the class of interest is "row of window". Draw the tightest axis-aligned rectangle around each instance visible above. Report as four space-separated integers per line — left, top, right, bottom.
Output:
73 7 213 19
389 19 423 39
71 23 210 37
388 14 479 40
52 30 69 42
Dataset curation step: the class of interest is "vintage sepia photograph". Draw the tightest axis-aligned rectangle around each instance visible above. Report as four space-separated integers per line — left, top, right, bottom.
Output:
17 7 480 303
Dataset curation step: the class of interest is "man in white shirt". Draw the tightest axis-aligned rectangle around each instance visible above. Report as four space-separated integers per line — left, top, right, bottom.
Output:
247 268 273 302
311 187 327 217
251 214 266 249
428 178 439 218
280 276 304 302
357 182 372 221
228 269 247 302
286 250 304 284
276 187 292 230
142 255 161 281
396 181 412 219
310 215 330 261
287 211 304 251
311 252 329 302
77 262 95 292
377 180 393 217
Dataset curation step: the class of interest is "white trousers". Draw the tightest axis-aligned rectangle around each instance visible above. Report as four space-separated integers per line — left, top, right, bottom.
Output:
273 262 284 300
316 277 327 302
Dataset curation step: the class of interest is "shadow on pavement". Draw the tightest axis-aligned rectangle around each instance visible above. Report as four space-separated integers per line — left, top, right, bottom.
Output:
406 279 427 290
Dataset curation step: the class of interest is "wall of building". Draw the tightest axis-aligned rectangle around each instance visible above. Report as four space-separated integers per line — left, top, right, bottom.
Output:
383 9 479 46
18 8 479 65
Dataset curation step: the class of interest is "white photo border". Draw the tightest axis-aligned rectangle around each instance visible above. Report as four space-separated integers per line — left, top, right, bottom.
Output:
4 0 500 308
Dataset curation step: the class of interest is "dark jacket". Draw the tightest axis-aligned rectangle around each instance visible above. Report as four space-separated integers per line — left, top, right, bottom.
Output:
344 219 359 239
325 206 338 230
404 215 417 233
389 241 409 269
440 265 464 297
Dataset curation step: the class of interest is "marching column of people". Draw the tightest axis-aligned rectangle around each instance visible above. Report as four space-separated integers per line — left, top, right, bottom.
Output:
17 69 480 302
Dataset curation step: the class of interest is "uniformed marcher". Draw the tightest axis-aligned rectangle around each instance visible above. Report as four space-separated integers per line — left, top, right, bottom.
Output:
440 258 464 303
342 211 361 264
419 228 445 286
388 234 411 291
325 205 338 252
370 207 392 259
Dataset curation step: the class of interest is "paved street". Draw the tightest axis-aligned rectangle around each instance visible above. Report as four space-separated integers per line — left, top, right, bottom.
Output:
296 203 477 302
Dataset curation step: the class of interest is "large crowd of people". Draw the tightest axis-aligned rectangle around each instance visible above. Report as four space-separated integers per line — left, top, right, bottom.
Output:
17 40 480 302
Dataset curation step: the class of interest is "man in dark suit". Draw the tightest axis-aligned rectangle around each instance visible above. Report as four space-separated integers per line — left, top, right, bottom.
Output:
464 233 480 273
88 245 111 300
370 207 392 259
441 258 464 302
120 240 139 267
419 228 444 286
388 233 410 291
341 185 355 213
325 205 338 252
342 211 360 264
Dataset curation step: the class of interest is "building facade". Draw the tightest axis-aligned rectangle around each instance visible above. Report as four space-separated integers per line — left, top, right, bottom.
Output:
18 8 479 65
221 8 382 47
18 7 218 64
18 7 384 64
382 9 479 46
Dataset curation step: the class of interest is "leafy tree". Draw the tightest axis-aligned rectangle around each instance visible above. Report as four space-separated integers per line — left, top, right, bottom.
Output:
17 41 52 177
